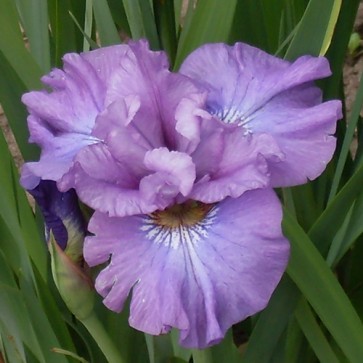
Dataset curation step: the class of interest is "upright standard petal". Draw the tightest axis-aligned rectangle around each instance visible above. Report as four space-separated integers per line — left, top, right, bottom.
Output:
84 188 289 348
180 42 342 187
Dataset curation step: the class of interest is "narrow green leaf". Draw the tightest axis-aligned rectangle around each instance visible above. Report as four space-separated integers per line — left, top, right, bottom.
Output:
327 189 363 265
15 0 50 71
209 331 240 363
0 276 45 363
285 0 342 59
32 268 76 355
122 0 146 40
319 0 342 56
242 276 300 363
0 128 47 280
52 348 89 363
192 349 213 363
324 0 360 99
295 299 340 363
121 0 160 49
174 0 237 69
231 0 288 53
309 162 363 256
0 0 42 90
69 11 99 51
153 0 177 63
92 0 120 46
285 210 363 363
173 0 183 30
0 52 40 160
107 0 131 37
0 133 44 281
83 0 93 51
170 330 191 362
284 318 304 363
48 0 79 66
137 0 160 49
19 277 71 363
329 71 363 201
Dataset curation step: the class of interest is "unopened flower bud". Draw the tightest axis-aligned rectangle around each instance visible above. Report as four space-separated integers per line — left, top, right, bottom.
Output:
49 234 94 320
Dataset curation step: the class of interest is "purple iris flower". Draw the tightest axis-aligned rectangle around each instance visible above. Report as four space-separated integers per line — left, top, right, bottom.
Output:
62 41 280 216
68 41 289 348
180 43 342 187
20 40 341 349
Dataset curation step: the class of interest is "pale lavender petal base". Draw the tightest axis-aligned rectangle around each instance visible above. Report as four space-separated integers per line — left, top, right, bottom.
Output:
84 188 289 348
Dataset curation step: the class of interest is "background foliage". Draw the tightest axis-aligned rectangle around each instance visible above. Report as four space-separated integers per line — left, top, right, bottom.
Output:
1 0 363 362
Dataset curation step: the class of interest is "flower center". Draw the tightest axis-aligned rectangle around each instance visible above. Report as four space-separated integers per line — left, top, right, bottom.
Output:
150 201 214 228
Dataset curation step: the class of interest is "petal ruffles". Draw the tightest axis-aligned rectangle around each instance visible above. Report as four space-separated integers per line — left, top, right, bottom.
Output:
84 188 289 348
180 42 342 187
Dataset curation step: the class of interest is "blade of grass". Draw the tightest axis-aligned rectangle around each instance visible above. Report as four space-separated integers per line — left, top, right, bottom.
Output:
319 0 342 56
92 0 120 45
309 162 363 256
324 0 360 99
0 52 40 160
83 0 93 51
295 299 340 363
327 189 363 265
192 349 213 363
0 0 42 90
15 0 50 71
137 0 160 49
122 0 146 40
0 128 47 280
48 0 79 66
69 11 99 51
153 0 177 63
174 0 237 69
328 71 363 202
285 0 341 59
284 318 304 363
241 276 300 363
121 0 160 49
284 209 363 363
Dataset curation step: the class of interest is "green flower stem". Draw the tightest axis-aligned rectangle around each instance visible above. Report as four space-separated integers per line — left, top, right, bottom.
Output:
81 312 125 363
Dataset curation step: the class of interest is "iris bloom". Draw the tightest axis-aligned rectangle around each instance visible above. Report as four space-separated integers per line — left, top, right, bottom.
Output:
21 40 341 349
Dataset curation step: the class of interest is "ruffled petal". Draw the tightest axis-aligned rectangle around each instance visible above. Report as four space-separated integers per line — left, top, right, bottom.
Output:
24 132 100 184
23 53 104 135
105 40 208 152
84 188 289 348
250 91 342 186
80 44 129 83
63 144 158 216
21 47 128 183
180 42 342 186
143 147 196 196
180 43 331 121
190 130 282 203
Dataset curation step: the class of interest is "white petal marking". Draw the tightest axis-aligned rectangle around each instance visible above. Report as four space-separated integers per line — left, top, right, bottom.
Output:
140 207 218 249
